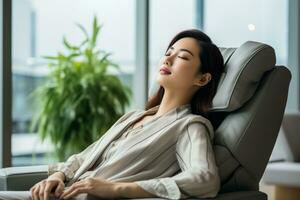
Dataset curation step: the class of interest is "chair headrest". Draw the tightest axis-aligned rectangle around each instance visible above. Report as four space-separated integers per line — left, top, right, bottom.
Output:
148 41 276 112
211 41 276 112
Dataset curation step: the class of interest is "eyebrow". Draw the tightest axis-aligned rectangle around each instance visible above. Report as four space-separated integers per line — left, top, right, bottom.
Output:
170 46 194 57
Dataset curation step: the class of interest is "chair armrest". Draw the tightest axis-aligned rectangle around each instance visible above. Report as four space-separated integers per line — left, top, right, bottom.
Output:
0 165 48 191
0 165 266 200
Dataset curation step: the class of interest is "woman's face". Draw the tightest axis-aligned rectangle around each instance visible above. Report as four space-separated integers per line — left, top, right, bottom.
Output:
156 37 210 91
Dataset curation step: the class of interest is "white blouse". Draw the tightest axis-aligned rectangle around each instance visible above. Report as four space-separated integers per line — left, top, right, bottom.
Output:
77 111 162 181
48 104 220 199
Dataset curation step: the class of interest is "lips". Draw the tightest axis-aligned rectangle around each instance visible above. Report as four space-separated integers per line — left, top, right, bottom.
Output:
160 67 171 75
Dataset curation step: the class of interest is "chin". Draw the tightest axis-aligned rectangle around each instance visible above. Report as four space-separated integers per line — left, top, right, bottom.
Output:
156 76 167 86
156 79 173 90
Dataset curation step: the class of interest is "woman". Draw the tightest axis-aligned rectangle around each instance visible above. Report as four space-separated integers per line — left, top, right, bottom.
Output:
0 29 224 200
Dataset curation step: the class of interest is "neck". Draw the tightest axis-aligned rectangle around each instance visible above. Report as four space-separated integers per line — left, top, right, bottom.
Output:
154 89 192 117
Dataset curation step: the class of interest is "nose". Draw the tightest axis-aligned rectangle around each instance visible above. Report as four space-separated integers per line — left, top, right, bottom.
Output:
163 56 172 66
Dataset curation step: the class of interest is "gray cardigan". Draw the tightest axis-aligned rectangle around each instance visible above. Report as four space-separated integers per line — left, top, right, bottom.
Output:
48 104 220 199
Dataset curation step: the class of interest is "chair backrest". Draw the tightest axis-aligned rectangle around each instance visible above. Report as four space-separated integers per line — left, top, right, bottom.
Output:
149 41 291 192
210 41 291 193
148 41 292 193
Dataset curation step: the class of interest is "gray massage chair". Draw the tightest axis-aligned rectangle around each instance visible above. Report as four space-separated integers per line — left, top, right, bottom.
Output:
0 41 291 200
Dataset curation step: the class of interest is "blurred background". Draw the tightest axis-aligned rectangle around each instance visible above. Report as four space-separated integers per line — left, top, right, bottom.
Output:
1 0 299 199
10 0 290 167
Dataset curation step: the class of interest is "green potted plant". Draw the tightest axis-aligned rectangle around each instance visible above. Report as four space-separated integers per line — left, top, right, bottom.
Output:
30 17 132 161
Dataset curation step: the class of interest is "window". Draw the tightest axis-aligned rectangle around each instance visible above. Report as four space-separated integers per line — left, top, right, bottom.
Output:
203 0 290 108
6 0 294 167
12 0 136 166
204 0 288 65
149 0 199 90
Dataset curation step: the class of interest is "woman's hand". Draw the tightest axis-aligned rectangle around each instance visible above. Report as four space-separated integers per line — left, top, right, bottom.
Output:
30 171 66 200
59 177 118 200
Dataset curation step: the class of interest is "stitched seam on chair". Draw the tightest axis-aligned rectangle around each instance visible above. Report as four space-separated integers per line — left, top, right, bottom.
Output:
215 45 270 110
221 164 240 185
233 114 262 180
218 150 239 168
234 166 259 190
216 143 239 165
226 45 270 108
223 48 236 67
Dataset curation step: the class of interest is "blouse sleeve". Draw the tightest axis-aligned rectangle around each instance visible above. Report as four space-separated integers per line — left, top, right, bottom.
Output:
48 110 137 181
134 120 220 199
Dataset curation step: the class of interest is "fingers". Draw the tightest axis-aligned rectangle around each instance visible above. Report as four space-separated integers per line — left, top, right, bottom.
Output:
59 182 87 200
54 182 65 199
39 181 46 200
30 179 63 200
61 187 86 199
30 184 40 200
44 180 56 200
59 185 77 199
30 185 35 199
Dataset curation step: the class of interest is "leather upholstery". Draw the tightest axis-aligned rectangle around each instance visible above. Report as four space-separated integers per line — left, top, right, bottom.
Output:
213 66 291 193
0 165 47 191
213 41 275 111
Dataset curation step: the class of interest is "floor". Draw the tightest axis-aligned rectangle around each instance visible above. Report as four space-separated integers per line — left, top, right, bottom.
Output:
260 183 275 200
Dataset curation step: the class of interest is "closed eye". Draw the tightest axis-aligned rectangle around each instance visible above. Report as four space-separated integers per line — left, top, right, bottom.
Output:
164 52 189 60
178 56 188 60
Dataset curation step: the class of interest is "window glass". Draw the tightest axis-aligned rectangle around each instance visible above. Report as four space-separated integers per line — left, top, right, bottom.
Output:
149 0 198 89
204 0 290 109
12 0 135 166
204 0 288 66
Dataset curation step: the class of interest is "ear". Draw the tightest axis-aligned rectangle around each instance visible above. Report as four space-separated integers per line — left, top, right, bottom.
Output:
194 73 212 87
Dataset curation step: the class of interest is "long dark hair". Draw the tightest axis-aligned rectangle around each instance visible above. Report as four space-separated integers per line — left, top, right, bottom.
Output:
145 29 224 117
